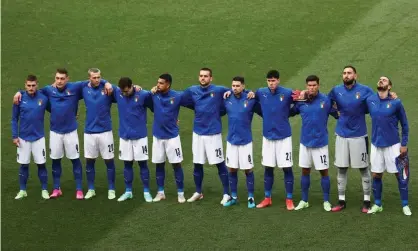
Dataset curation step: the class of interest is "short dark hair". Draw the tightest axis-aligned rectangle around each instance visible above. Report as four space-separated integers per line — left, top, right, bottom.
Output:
266 70 280 79
118 77 133 89
343 65 357 73
56 68 68 76
382 76 393 86
305 75 320 84
232 76 245 84
26 74 37 82
200 67 212 76
159 73 172 84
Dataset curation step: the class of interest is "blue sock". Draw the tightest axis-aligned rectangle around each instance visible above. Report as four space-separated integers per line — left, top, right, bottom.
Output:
246 171 255 198
372 176 383 206
283 167 294 199
52 159 62 189
37 164 48 190
138 161 150 193
86 159 96 190
124 161 133 192
321 176 330 202
71 158 83 191
193 164 204 193
105 159 116 190
301 174 310 202
264 167 274 198
216 161 230 195
229 171 238 198
173 166 184 193
19 164 29 190
156 163 165 192
397 177 409 207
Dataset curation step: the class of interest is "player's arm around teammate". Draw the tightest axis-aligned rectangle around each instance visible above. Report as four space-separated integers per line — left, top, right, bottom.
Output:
12 68 113 200
12 75 50 200
365 76 411 216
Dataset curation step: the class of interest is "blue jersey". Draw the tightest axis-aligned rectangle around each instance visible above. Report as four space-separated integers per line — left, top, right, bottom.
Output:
183 84 229 135
328 82 374 138
223 93 262 145
12 91 48 141
82 82 116 134
255 86 293 140
366 93 408 147
290 93 339 148
114 88 152 140
152 90 190 139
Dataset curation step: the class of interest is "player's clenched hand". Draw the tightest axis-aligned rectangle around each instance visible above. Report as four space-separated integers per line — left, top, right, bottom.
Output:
133 85 142 92
390 91 398 99
223 91 231 99
13 92 22 105
246 91 255 99
400 146 408 156
292 90 306 101
13 138 20 147
104 82 113 95
151 86 157 94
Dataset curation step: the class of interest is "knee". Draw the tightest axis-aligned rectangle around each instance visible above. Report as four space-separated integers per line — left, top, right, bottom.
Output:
172 163 181 169
104 158 114 164
86 158 95 163
244 169 252 175
372 173 383 179
319 169 328 176
302 168 311 176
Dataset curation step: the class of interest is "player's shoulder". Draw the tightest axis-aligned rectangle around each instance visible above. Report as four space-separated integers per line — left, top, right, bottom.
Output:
366 92 378 101
356 82 373 92
257 87 269 93
331 83 345 91
36 91 48 101
279 86 293 95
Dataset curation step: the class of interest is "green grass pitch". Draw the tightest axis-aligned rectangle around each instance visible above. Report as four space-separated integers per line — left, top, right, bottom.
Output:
2 0 418 250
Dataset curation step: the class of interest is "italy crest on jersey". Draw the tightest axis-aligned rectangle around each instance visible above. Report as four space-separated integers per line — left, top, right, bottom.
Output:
280 94 284 101
66 90 71 95
387 102 391 109
320 101 325 108
135 96 139 102
355 92 360 99
101 89 105 95
170 97 174 104
38 99 43 106
210 92 214 98
244 100 248 108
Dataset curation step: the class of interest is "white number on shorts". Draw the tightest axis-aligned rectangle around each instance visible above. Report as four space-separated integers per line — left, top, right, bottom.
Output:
320 155 327 165
215 148 222 158
286 152 292 161
175 148 181 157
108 144 114 153
361 153 367 163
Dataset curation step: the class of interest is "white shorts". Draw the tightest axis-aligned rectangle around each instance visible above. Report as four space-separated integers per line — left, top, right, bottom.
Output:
334 135 369 168
370 143 400 174
152 136 183 164
299 144 329 171
262 136 293 168
84 131 114 159
192 133 224 165
17 137 47 164
50 130 80 159
119 137 149 161
226 142 254 170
